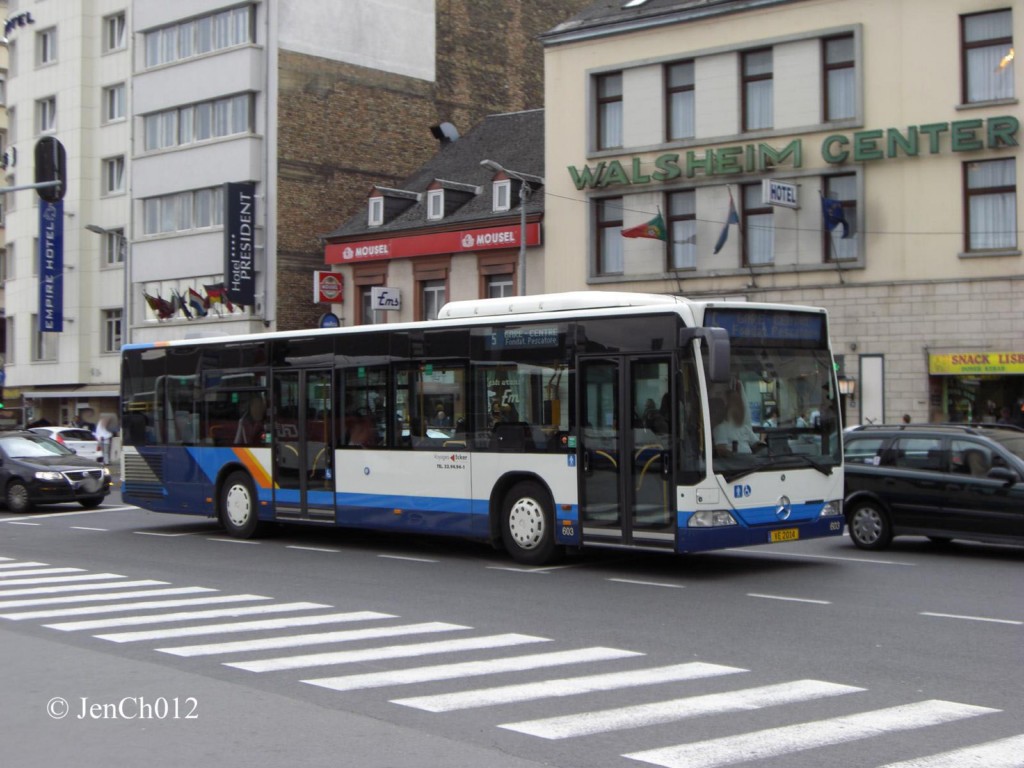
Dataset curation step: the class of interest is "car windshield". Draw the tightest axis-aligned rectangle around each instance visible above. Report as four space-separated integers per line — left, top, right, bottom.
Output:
709 346 842 481
0 434 75 458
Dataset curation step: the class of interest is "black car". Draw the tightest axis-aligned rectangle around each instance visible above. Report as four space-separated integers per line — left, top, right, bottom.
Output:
843 424 1024 550
0 431 112 513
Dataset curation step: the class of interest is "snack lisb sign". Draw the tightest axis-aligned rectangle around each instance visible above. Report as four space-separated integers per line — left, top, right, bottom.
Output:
929 352 1024 375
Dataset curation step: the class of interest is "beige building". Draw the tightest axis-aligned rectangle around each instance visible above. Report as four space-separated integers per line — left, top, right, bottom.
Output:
541 0 1020 425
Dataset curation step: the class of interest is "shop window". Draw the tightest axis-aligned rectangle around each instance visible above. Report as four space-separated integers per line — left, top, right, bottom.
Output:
595 72 623 150
742 183 773 265
823 174 857 262
667 190 696 270
479 252 517 298
964 158 1017 252
665 61 695 141
823 35 855 121
742 49 773 131
353 263 387 325
961 9 1014 104
485 274 514 298
414 259 449 321
595 197 623 275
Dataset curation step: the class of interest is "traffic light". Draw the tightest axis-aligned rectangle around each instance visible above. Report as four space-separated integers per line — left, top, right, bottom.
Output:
34 136 67 203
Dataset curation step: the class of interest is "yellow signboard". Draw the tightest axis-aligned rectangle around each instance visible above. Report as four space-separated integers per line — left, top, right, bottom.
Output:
929 352 1024 376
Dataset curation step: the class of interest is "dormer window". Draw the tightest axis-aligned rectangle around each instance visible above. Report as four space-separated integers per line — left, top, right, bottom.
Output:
368 195 384 226
493 179 511 212
427 189 444 220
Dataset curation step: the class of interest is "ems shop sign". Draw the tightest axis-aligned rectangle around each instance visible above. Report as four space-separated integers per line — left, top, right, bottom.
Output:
224 181 256 306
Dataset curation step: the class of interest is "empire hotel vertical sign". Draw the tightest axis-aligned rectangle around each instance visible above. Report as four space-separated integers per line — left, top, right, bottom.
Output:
224 181 256 307
39 200 64 332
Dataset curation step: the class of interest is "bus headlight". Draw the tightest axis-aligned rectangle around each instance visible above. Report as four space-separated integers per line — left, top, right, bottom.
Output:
688 510 738 528
35 471 65 482
819 500 843 517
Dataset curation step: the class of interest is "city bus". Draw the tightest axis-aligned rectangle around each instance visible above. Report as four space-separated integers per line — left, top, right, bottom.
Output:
120 292 845 564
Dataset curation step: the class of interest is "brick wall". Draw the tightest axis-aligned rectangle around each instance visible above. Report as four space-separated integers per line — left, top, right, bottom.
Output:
274 0 590 331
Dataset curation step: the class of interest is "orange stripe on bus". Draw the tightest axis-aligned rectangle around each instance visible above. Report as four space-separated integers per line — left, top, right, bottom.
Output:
232 448 275 489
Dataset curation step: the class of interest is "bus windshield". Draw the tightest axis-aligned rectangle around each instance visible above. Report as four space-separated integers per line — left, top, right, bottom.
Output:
705 309 842 482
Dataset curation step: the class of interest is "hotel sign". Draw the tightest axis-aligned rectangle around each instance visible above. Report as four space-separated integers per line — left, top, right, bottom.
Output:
38 201 64 333
568 115 1019 190
762 179 798 209
224 181 256 306
325 222 542 264
929 352 1024 376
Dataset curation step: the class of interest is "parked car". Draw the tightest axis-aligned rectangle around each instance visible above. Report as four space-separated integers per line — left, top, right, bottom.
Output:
843 424 1024 550
0 431 111 512
28 426 103 463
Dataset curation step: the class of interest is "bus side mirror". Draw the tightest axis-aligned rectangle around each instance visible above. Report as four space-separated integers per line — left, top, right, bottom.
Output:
680 327 730 384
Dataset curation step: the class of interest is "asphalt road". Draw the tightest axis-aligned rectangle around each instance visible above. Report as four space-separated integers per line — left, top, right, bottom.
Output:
1 491 1022 768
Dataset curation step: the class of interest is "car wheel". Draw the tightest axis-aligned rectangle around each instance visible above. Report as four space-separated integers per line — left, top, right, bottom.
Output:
501 481 561 566
220 471 261 539
78 497 103 509
5 481 32 514
847 502 892 550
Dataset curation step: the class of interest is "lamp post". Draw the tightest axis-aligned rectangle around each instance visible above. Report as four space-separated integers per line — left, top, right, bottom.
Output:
85 224 130 345
480 159 544 296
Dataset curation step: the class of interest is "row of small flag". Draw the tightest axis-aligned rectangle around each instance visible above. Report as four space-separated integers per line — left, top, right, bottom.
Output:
620 190 852 253
143 283 237 321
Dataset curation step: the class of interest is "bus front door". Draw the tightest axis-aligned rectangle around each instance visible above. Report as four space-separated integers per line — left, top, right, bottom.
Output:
580 356 675 548
272 369 335 522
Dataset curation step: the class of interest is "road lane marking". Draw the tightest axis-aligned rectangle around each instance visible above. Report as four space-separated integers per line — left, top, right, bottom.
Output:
47 601 323 631
747 593 831 605
134 531 192 537
0 580 166 598
286 545 342 553
309 647 645 694
394 661 743 713
724 548 916 566
879 734 1024 768
0 556 13 561
0 561 49 569
0 586 214 611
94 610 392 642
1 507 130 523
159 621 468 657
228 633 550 674
5 522 40 526
4 594 270 621
607 578 685 589
0 573 125 587
0 567 83 578
378 554 439 563
206 537 259 544
486 566 552 574
622 700 999 768
71 527 108 531
920 611 1022 626
502 679 862 740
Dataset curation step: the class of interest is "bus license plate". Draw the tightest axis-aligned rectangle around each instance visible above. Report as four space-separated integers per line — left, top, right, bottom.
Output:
770 528 799 543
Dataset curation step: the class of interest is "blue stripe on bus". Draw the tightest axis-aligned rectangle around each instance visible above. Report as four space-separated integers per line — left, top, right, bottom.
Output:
335 492 477 515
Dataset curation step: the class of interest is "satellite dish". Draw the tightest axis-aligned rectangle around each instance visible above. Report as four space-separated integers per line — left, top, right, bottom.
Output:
430 122 460 144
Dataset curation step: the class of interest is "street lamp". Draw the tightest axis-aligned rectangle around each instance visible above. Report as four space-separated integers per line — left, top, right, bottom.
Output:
480 159 544 296
85 224 130 345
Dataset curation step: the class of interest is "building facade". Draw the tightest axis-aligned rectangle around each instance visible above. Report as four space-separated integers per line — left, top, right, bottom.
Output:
323 109 545 324
542 0 1020 425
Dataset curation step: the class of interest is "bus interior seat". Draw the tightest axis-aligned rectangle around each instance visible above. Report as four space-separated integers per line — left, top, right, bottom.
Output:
493 422 533 452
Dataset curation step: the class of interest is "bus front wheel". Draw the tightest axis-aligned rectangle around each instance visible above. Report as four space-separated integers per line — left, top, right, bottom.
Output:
220 471 261 539
501 481 560 566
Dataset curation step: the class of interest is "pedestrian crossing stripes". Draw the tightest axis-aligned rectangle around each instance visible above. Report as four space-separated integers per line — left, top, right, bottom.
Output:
0 554 1019 768
391 662 745 713
622 700 999 768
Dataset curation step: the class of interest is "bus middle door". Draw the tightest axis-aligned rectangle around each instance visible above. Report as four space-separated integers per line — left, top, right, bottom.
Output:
272 369 335 522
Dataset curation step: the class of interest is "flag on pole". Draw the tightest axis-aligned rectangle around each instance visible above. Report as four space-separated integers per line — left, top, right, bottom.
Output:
621 211 667 241
172 289 193 320
821 195 852 238
143 292 175 320
188 287 209 317
203 282 236 313
713 190 740 254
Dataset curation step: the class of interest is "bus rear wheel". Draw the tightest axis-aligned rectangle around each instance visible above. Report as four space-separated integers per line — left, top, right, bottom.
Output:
501 481 560 566
220 471 261 539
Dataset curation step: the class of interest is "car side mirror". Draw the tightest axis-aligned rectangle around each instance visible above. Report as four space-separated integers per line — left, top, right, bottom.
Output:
986 466 1018 486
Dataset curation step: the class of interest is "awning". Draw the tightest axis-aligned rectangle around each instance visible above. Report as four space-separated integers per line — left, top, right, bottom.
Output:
21 385 119 399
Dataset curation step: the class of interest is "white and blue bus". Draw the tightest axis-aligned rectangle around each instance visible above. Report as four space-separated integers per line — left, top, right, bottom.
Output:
120 292 844 564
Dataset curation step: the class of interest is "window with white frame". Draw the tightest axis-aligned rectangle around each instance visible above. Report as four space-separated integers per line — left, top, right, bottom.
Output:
142 187 225 235
595 197 624 275
420 279 446 321
492 179 511 212
36 97 56 134
143 94 252 151
668 190 696 270
368 196 383 226
823 35 855 121
103 83 126 122
427 189 444 220
36 27 57 66
596 72 623 150
145 5 253 68
824 174 858 261
666 61 695 141
32 315 58 361
742 183 774 265
961 9 1014 104
102 309 123 353
102 156 125 195
485 274 514 298
742 49 773 131
104 13 127 52
965 158 1017 252
102 228 126 266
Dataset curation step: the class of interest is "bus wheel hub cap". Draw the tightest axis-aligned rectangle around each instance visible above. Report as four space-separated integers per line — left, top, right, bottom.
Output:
509 498 544 549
